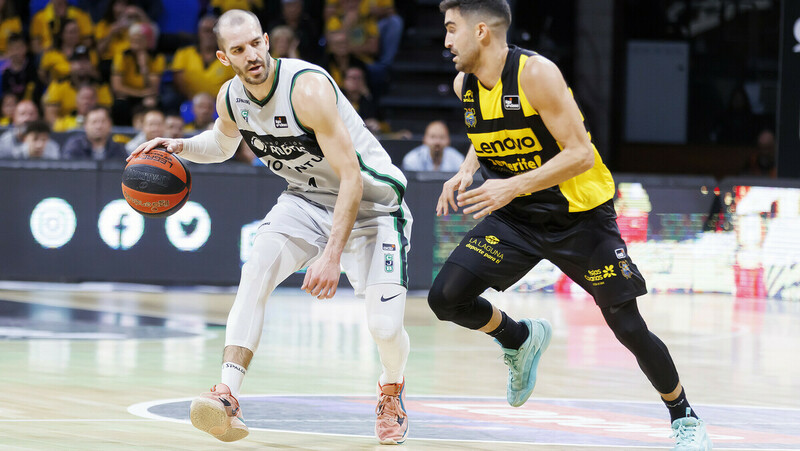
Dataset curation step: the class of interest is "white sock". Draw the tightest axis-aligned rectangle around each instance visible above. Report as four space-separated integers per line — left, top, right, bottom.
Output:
221 362 246 398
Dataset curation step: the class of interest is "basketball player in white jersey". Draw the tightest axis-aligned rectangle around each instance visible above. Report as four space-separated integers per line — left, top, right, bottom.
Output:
130 9 412 445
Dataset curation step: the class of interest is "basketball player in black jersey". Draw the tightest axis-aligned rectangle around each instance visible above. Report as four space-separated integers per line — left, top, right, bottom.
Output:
428 1 712 449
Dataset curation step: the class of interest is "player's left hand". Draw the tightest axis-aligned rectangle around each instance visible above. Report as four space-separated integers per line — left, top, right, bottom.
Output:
301 255 341 300
458 179 518 219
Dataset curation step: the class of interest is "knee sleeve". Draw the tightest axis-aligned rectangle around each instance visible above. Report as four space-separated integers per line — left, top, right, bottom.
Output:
427 262 494 329
601 299 680 394
365 283 409 384
602 300 650 348
225 232 315 351
365 284 406 342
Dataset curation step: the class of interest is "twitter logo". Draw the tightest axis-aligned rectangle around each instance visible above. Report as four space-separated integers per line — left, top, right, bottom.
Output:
165 201 211 252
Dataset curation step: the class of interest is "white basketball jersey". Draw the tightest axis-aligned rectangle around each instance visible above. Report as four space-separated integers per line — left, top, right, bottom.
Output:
224 58 406 213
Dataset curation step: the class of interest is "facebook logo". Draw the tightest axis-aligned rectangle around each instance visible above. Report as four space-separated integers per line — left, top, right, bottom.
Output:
98 200 144 250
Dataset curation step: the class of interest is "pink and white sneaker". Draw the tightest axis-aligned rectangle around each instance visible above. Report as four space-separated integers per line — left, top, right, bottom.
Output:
375 379 408 445
189 383 249 442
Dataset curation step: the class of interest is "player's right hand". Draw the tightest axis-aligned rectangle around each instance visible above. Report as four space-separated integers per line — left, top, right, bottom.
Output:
127 137 184 161
436 171 474 216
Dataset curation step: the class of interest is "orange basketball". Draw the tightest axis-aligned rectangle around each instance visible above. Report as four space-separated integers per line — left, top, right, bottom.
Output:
121 148 191 218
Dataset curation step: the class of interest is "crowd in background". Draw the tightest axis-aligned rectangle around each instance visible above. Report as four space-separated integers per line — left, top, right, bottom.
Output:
0 0 417 165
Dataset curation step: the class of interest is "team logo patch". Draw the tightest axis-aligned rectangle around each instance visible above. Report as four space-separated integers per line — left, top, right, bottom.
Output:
382 243 396 251
503 95 520 110
384 253 394 272
241 110 249 123
485 235 499 245
464 108 477 128
619 261 633 279
274 116 288 128
463 90 474 103
615 248 626 259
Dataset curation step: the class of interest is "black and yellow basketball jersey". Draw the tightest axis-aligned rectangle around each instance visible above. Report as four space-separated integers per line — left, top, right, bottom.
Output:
462 45 615 219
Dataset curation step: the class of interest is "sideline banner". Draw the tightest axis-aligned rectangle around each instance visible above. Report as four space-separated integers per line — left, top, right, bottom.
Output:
777 1 800 177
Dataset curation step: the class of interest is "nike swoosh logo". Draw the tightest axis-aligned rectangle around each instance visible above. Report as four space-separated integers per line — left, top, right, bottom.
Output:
380 293 401 302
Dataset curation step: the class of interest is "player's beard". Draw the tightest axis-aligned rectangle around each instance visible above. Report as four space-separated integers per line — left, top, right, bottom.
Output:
235 56 271 85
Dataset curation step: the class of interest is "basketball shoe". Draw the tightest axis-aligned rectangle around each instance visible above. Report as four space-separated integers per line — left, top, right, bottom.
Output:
671 409 712 450
189 383 249 442
375 379 408 445
499 318 552 407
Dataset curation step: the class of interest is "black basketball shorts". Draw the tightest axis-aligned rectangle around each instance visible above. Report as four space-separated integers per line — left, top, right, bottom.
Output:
445 200 647 307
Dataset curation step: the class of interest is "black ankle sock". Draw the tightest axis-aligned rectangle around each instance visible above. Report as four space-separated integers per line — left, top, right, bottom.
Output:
487 312 529 350
663 388 696 422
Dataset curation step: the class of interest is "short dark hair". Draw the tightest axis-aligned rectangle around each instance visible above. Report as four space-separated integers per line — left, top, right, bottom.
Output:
86 106 111 120
439 0 512 29
21 120 51 137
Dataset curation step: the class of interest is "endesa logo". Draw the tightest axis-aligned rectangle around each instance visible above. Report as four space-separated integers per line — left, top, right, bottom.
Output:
472 128 543 157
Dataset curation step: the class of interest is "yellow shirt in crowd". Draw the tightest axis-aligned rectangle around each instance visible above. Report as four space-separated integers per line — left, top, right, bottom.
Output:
171 46 235 98
112 50 166 90
30 3 93 50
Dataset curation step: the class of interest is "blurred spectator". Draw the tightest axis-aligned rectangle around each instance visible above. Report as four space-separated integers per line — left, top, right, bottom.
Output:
185 92 215 132
0 93 16 126
111 21 165 125
62 107 127 160
341 66 379 133
367 0 402 97
325 0 379 63
18 120 61 160
0 0 22 54
0 116 60 160
125 108 165 153
1 34 44 103
321 29 367 87
171 15 234 101
164 113 185 138
30 0 94 54
39 21 99 85
402 120 464 172
130 103 147 130
0 100 57 158
77 0 162 24
269 25 300 59
51 84 98 132
267 0 323 63
43 47 113 126
741 128 777 178
95 1 149 82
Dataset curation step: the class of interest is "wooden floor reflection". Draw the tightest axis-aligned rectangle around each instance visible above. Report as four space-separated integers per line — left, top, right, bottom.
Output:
0 285 799 450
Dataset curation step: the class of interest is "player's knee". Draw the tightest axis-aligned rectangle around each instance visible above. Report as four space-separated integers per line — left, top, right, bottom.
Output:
427 277 458 322
242 247 268 274
605 310 649 349
367 314 402 343
241 241 280 278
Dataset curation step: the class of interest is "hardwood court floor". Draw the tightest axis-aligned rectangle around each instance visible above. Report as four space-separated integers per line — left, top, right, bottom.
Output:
0 285 799 450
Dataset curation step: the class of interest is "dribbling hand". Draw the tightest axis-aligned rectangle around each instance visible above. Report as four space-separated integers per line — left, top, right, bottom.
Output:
127 137 184 162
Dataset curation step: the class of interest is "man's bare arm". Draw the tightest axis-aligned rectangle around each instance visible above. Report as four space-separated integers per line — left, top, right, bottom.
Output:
292 72 363 299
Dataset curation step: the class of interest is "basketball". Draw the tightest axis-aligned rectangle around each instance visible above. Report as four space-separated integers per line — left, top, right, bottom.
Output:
121 148 192 218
